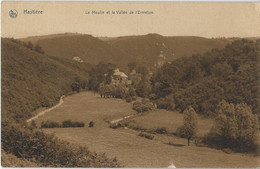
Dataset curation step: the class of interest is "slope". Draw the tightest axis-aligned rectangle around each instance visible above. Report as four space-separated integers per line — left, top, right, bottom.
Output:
107 34 229 68
33 34 133 71
1 38 91 122
22 33 228 71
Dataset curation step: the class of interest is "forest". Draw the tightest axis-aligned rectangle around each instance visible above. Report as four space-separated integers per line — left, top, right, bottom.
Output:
151 39 260 118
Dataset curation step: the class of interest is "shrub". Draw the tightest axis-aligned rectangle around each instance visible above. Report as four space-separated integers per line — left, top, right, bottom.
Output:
62 120 73 128
132 96 137 101
62 120 85 128
73 121 85 127
71 82 80 92
138 132 154 140
2 123 121 167
125 96 132 103
156 95 175 110
89 121 94 127
41 121 61 128
132 99 155 113
41 120 85 128
154 127 167 134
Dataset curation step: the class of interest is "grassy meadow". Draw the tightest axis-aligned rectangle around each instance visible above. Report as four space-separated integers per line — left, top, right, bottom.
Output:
128 109 213 137
34 91 260 168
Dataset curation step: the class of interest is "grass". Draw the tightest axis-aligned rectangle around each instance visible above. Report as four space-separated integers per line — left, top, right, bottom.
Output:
34 91 260 168
128 109 213 137
34 91 136 128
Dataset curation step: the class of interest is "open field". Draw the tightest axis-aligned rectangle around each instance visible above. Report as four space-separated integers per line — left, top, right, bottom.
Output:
35 91 260 168
128 109 213 137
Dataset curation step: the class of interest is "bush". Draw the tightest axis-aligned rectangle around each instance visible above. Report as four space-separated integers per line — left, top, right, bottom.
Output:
125 96 132 103
71 82 80 93
156 95 175 110
62 120 72 127
154 127 167 134
132 96 137 101
62 120 85 128
41 121 61 128
2 123 121 167
138 132 154 140
89 121 94 127
73 121 85 127
41 120 85 128
132 100 155 113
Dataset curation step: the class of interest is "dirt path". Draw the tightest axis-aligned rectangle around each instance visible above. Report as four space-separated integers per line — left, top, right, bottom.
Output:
27 95 65 123
110 115 134 124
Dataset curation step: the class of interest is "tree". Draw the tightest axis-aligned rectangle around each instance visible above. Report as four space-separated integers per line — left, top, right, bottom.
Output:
71 82 80 92
236 103 258 150
34 44 44 54
211 100 259 151
177 106 198 146
136 81 151 97
98 83 105 98
214 100 237 141
27 41 33 50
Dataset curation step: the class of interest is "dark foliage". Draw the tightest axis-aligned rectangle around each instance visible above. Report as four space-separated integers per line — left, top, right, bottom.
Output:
125 96 133 103
41 121 61 128
40 120 85 128
151 39 260 118
88 121 94 127
62 120 85 128
34 44 44 54
203 101 259 153
154 127 167 134
71 82 80 93
138 132 154 140
88 62 116 91
132 99 155 113
156 95 175 110
1 123 121 167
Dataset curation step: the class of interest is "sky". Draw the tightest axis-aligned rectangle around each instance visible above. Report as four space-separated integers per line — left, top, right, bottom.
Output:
2 2 260 38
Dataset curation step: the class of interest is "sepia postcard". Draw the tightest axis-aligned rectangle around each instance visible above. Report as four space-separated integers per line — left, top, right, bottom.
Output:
1 1 260 168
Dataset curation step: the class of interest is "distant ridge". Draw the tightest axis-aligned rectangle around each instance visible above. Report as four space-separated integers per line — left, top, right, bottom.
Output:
20 32 82 43
20 33 244 70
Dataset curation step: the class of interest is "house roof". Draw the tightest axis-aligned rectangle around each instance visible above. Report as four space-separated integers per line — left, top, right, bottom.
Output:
114 68 128 78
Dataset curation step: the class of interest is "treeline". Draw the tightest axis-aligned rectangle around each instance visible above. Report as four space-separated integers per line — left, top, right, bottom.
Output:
151 39 260 118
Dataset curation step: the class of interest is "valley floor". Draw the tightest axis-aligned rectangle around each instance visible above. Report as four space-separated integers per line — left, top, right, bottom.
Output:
34 92 260 168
